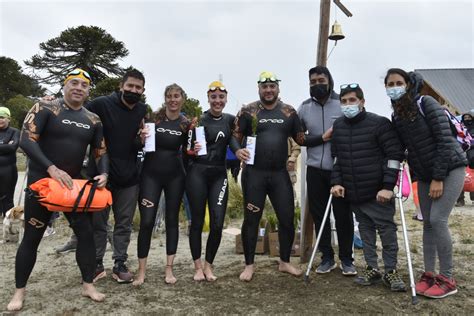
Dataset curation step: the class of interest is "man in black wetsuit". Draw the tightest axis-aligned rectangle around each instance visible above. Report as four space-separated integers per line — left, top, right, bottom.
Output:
7 69 108 311
87 69 148 283
231 71 319 281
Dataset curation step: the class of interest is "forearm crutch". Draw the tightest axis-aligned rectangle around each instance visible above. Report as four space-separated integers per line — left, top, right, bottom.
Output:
304 193 333 283
389 159 418 305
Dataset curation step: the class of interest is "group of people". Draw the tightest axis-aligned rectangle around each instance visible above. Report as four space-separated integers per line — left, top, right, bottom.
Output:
3 65 464 311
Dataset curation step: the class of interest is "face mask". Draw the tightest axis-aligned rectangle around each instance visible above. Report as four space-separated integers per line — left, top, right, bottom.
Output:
465 120 473 126
341 104 360 119
310 84 329 100
386 86 406 101
122 90 142 104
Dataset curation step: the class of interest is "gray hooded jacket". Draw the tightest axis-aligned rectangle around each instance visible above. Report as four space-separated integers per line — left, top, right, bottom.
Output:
298 91 343 171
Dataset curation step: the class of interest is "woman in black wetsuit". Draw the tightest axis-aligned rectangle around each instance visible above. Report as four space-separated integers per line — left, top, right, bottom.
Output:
186 81 235 281
134 84 192 285
0 106 20 216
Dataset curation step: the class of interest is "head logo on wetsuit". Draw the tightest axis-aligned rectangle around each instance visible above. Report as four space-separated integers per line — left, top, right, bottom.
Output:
156 127 182 136
258 118 284 124
215 131 225 142
61 119 91 129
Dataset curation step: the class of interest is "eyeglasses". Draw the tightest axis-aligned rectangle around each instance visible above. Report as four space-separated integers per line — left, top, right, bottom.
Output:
66 69 92 81
208 86 227 92
340 83 359 90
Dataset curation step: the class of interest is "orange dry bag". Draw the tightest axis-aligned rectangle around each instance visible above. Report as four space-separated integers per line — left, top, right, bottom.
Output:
29 178 112 212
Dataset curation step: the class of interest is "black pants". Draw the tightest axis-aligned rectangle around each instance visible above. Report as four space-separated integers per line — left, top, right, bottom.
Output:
137 170 185 258
241 166 295 265
0 164 17 216
306 166 353 263
186 163 228 264
15 194 95 288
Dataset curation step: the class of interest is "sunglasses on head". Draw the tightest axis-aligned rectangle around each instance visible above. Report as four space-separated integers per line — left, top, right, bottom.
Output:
340 83 359 90
258 76 280 84
67 69 92 81
208 86 227 92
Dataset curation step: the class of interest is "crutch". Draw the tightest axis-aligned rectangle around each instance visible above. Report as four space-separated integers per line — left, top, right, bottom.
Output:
389 159 418 305
304 193 333 283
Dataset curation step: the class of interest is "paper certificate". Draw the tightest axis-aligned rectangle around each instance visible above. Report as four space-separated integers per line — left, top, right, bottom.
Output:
144 123 156 152
196 126 207 156
246 136 256 165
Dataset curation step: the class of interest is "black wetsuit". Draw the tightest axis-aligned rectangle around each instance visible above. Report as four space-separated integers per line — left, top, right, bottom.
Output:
138 110 191 258
16 99 108 287
0 125 20 216
230 100 318 265
186 111 235 264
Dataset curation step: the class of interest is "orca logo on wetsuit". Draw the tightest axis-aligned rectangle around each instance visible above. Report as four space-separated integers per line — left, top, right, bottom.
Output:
259 119 284 124
246 203 261 212
214 131 225 142
156 127 182 136
28 217 45 229
217 179 228 206
61 119 91 129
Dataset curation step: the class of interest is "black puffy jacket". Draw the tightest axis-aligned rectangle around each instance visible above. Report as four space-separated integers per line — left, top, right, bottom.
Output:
392 95 467 182
331 109 403 204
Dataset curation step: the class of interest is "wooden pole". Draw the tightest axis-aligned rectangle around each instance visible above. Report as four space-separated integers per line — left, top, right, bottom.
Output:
300 0 332 263
316 0 331 66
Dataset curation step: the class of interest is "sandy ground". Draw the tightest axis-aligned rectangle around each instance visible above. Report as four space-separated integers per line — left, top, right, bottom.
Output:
1 172 473 314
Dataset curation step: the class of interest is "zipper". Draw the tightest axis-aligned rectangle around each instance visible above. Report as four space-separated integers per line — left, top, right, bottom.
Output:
320 105 325 169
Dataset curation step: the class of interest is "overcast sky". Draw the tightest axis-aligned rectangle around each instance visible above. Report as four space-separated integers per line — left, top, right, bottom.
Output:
1 0 472 117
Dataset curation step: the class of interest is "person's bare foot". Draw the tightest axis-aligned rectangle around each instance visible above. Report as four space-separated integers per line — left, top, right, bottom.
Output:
81 283 105 302
278 261 302 277
165 265 177 284
239 264 255 282
194 268 205 281
132 269 146 286
203 262 217 282
7 288 25 311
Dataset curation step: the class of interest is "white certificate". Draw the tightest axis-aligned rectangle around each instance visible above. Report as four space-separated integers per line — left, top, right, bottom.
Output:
196 126 207 156
246 136 256 165
143 123 156 152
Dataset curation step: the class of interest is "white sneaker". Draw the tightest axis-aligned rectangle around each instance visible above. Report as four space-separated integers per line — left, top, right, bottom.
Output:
43 226 56 237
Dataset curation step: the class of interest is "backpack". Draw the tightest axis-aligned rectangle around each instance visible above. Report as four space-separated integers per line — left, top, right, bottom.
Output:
416 96 473 151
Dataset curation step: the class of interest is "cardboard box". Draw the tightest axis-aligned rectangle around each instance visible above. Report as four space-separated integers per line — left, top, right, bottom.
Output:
268 231 301 257
235 224 269 254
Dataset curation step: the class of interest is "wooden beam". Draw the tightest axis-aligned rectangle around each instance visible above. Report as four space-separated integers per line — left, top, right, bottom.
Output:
333 0 353 17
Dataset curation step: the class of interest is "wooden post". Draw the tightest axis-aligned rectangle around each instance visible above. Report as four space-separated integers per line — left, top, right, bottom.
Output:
300 0 332 264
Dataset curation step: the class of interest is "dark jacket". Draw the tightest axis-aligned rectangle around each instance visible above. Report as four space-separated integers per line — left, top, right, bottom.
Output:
331 109 403 204
392 95 467 182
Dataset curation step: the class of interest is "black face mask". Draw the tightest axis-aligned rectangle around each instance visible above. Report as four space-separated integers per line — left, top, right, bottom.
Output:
310 84 329 100
465 120 473 126
121 90 142 105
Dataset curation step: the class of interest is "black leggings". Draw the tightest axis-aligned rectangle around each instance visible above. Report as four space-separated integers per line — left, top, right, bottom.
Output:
186 163 228 264
137 171 185 258
15 194 95 288
241 166 295 265
0 164 17 216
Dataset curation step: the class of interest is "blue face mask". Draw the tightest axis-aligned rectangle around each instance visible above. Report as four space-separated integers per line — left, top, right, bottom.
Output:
341 104 360 119
386 86 406 100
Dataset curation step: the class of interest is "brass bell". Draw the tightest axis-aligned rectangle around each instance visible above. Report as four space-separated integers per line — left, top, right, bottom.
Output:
328 20 345 41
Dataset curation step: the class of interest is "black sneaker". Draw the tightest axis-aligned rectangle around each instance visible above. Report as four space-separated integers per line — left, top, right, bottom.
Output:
383 269 407 292
112 261 134 283
354 266 382 286
93 262 107 283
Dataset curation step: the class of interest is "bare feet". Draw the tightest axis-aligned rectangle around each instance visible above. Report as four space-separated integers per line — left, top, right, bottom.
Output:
81 283 105 302
132 270 146 286
165 265 177 284
239 264 255 282
7 288 25 311
278 261 302 277
194 268 205 281
203 262 217 282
